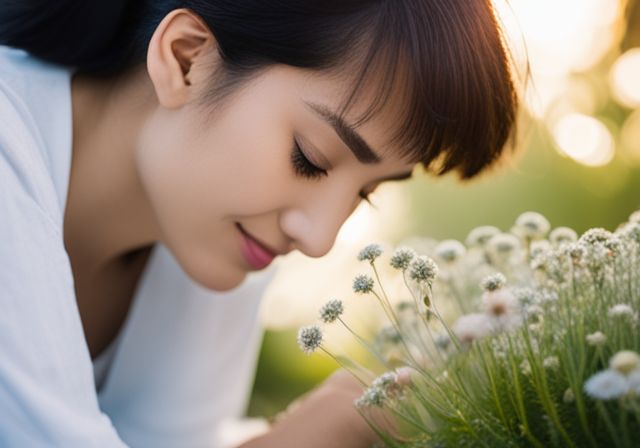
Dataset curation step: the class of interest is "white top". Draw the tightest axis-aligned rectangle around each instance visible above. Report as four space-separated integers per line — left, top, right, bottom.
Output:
0 46 274 447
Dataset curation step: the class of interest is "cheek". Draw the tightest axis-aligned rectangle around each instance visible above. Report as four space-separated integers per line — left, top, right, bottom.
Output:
194 116 298 215
137 97 300 218
134 107 298 289
135 111 251 291
136 110 212 224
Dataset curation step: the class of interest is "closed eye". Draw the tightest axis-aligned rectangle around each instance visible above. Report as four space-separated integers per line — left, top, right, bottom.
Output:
291 137 327 179
292 138 374 203
291 135 410 207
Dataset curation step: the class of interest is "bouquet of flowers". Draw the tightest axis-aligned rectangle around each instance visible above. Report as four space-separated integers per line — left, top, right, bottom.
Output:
297 211 640 447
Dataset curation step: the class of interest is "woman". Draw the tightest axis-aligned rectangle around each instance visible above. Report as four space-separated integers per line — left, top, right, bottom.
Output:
0 1 518 446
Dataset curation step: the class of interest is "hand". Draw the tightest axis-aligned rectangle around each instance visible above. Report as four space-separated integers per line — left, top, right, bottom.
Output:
238 370 380 448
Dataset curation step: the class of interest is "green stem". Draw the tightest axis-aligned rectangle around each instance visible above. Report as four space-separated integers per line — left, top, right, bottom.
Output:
595 401 623 448
319 346 368 387
370 290 427 374
337 317 391 369
428 292 462 352
507 338 546 448
619 399 630 448
478 344 511 433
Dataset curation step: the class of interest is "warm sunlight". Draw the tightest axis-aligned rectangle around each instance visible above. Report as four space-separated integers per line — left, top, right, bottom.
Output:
552 113 615 166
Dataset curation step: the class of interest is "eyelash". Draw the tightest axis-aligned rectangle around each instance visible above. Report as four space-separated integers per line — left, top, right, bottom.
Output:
291 137 373 204
291 138 327 179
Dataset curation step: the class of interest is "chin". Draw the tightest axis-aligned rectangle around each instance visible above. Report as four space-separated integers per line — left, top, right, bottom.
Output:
204 272 248 292
192 263 248 292
173 246 249 292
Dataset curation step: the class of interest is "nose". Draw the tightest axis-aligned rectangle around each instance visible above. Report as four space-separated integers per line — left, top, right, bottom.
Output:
280 190 359 258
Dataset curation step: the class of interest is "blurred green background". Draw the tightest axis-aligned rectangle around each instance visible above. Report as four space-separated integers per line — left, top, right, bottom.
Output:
247 0 640 419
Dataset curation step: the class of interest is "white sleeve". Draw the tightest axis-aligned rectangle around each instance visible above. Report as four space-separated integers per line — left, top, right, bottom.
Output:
0 154 128 447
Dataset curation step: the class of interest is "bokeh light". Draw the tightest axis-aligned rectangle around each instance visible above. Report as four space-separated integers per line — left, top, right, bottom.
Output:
610 48 640 108
552 113 615 166
494 0 624 126
507 0 620 75
620 109 640 160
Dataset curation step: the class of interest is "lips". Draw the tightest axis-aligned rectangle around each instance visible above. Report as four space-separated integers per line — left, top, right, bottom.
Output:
236 223 279 270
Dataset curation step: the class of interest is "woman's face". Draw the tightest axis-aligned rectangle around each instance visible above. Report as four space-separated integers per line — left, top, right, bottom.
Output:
136 11 415 291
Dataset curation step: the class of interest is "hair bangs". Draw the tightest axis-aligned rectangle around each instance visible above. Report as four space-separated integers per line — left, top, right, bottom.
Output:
333 0 519 179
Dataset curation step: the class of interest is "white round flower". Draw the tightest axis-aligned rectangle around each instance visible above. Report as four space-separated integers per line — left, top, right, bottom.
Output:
389 247 416 270
525 304 544 319
435 239 466 263
297 325 323 355
584 370 629 400
537 289 558 304
578 229 621 261
513 287 537 306
487 233 521 259
627 369 640 394
619 222 640 244
482 288 519 317
565 242 587 266
515 211 551 239
549 227 578 246
480 272 507 292
452 313 493 344
408 255 439 284
357 243 383 262
543 356 560 370
354 386 386 407
530 240 552 258
629 210 640 223
580 228 613 246
603 236 622 256
609 350 640 375
353 274 375 294
518 301 544 331
608 303 635 319
586 331 607 346
319 299 344 324
466 226 501 248
372 372 397 390
370 371 407 399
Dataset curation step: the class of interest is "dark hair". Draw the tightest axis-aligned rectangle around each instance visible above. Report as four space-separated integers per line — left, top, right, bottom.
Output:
0 0 519 179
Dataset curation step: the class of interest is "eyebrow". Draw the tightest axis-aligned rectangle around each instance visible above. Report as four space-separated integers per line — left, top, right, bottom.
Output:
304 101 381 164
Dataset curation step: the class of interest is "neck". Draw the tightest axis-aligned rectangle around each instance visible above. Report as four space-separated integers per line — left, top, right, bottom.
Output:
64 66 161 273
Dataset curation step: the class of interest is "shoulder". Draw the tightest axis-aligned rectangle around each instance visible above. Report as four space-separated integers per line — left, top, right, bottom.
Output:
0 160 124 444
0 45 73 225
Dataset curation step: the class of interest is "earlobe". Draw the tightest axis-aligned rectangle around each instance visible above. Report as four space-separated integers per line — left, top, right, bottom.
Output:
146 8 215 109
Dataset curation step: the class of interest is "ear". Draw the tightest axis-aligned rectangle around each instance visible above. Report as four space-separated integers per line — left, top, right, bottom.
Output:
147 8 215 109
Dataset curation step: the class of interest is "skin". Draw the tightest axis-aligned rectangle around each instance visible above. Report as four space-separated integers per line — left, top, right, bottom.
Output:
64 8 414 448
